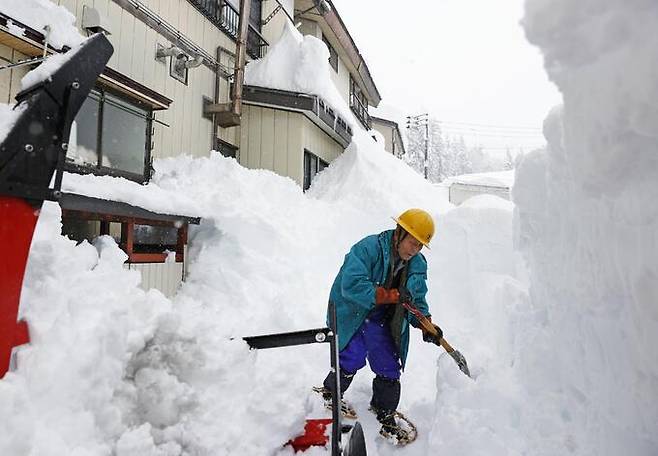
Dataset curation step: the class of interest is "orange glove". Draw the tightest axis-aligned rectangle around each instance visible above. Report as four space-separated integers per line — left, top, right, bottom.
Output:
375 287 400 305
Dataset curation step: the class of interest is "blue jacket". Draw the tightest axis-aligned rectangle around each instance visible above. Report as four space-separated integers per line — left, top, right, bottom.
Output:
327 230 431 368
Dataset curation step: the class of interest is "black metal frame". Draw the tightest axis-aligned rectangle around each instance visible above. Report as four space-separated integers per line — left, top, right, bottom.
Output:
243 302 366 456
0 34 114 206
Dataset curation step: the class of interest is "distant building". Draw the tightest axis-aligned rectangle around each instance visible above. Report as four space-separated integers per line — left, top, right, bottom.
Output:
371 116 406 158
447 170 514 205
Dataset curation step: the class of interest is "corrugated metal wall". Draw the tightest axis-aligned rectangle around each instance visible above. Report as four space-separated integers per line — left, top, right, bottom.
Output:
0 45 30 103
239 105 343 186
125 262 184 298
54 0 240 159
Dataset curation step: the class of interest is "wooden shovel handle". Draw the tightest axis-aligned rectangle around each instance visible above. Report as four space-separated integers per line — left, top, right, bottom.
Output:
402 301 456 353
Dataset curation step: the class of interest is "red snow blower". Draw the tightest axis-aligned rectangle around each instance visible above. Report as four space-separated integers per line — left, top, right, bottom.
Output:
0 34 113 378
243 303 367 455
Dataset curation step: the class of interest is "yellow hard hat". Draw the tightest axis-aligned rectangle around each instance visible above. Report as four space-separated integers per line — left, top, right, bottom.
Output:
393 208 435 247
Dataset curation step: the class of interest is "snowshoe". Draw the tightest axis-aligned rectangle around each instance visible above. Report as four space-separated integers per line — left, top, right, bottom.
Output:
312 386 358 419
370 406 417 446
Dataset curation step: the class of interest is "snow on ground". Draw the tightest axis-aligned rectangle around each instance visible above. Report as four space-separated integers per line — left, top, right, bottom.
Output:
2 0 657 455
1 134 522 455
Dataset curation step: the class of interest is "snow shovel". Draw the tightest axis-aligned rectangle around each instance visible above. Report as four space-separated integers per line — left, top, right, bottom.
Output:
400 301 471 377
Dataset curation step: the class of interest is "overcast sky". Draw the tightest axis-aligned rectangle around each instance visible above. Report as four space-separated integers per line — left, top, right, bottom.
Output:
330 0 563 154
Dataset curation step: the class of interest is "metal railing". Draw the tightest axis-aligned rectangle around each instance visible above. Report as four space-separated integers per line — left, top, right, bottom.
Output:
188 0 268 59
350 92 371 129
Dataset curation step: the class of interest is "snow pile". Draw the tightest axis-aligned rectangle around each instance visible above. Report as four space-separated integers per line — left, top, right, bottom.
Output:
0 102 27 144
1 143 491 455
0 0 84 50
514 1 658 454
245 20 356 128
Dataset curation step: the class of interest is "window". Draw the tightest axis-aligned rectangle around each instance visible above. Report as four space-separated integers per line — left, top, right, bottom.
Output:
322 35 338 73
350 76 371 129
67 87 152 182
303 150 328 191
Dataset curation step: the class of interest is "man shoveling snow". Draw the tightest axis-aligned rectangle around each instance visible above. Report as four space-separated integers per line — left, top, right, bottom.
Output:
316 208 444 446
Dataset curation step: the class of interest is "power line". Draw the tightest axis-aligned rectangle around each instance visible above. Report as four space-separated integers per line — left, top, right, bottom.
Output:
436 119 542 132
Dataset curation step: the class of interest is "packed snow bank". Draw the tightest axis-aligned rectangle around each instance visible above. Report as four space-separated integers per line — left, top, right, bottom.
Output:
245 20 356 129
0 0 84 50
515 1 658 454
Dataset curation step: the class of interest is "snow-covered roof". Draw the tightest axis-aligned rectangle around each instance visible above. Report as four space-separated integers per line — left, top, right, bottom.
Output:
445 169 515 188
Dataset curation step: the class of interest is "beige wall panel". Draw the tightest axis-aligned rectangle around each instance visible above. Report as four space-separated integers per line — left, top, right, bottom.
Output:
260 108 275 171
186 2 203 50
273 109 289 176
118 9 136 74
0 45 12 104
239 109 249 165
130 19 148 83
286 113 303 185
152 42 167 95
332 58 350 106
0 43 12 61
92 0 110 20
8 52 29 101
262 10 288 48
142 29 158 89
158 0 176 32
106 1 123 69
301 118 343 165
172 80 186 156
176 0 188 37
247 105 262 169
76 0 94 26
129 262 184 298
57 0 77 18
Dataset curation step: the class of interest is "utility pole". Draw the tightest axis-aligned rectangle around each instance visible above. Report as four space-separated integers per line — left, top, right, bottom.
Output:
406 113 429 179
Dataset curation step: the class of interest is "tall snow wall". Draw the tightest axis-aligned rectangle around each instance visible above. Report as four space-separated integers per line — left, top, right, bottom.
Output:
516 1 658 454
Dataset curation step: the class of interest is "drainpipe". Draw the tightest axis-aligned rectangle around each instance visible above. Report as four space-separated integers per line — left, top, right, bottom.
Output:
207 0 252 127
232 0 251 120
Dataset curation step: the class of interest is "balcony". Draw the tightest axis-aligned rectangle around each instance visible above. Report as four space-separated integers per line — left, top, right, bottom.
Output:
188 0 268 59
242 85 353 147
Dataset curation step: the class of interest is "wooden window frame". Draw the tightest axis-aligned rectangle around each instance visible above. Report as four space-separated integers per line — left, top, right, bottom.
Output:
120 221 188 264
63 210 189 264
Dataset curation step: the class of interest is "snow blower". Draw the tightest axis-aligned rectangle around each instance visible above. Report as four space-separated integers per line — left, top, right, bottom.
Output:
0 33 113 379
243 302 367 455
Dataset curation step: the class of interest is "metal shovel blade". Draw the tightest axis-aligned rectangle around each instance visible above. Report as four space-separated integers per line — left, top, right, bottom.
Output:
448 349 471 377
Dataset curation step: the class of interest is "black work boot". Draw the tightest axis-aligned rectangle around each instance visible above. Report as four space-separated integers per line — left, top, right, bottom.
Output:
376 409 413 444
318 369 357 418
370 375 400 412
